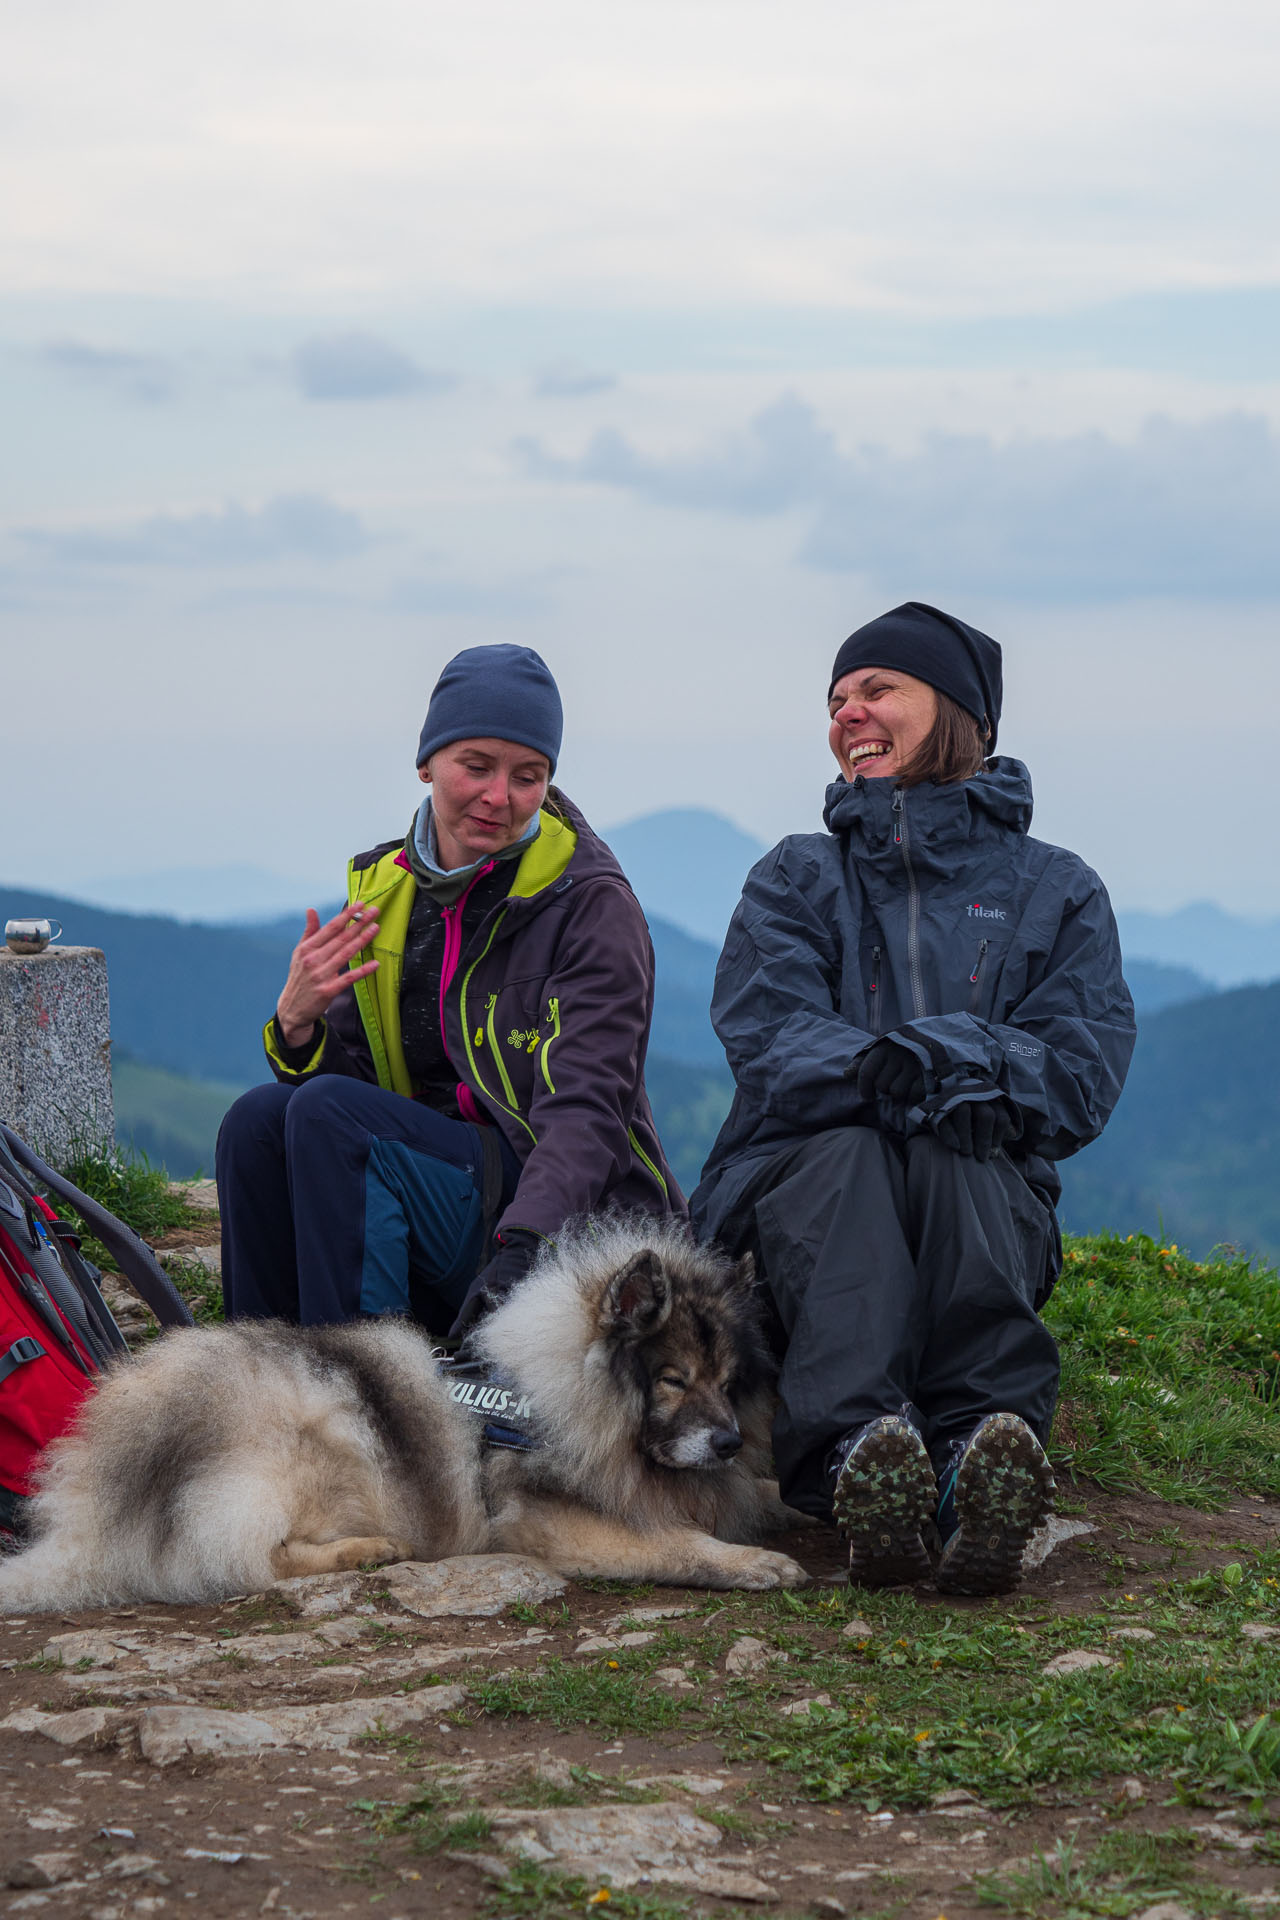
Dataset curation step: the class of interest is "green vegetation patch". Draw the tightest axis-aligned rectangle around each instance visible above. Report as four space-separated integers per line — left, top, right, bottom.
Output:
473 1558 1280 1812
971 1828 1253 1917
51 1140 188 1260
1047 1231 1280 1506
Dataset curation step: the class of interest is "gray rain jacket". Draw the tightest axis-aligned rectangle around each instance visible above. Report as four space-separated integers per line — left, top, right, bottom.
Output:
692 758 1135 1263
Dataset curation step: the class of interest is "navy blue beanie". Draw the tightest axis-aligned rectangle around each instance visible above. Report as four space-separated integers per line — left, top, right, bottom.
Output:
828 603 1003 751
416 644 564 773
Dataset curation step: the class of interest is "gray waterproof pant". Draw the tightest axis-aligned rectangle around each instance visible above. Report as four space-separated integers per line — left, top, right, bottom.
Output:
743 1125 1061 1518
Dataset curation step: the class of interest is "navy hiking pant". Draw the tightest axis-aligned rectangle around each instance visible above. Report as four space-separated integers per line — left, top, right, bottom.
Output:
744 1124 1061 1518
216 1078 520 1331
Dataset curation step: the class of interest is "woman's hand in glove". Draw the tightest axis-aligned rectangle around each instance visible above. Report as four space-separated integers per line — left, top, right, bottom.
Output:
929 1096 1020 1162
447 1228 541 1343
845 1035 929 1107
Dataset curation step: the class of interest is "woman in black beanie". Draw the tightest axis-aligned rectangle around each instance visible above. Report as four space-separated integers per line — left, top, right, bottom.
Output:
217 643 684 1335
692 604 1135 1595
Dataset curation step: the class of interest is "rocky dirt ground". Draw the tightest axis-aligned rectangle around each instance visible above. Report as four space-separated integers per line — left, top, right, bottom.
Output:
2 1195 1278 1919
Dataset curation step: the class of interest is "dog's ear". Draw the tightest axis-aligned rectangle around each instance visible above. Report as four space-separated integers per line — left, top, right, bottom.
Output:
604 1249 671 1338
730 1251 757 1292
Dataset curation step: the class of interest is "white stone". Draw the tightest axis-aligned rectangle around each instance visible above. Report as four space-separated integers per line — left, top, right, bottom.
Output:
381 1554 566 1618
652 1666 696 1689
5 1852 80 1888
1190 1822 1260 1852
725 1635 770 1675
1109 1627 1157 1643
1241 1623 1279 1642
1042 1649 1116 1676
158 1245 221 1275
23 1810 79 1834
779 1693 833 1718
485 1802 776 1901
1 1708 125 1747
840 1619 874 1641
135 1683 467 1765
628 1772 726 1797
603 1604 694 1632
272 1571 365 1615
1133 1904 1195 1920
1022 1516 1097 1571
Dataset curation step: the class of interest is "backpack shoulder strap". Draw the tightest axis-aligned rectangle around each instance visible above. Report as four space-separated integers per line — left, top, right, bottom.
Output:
0 1126 193 1331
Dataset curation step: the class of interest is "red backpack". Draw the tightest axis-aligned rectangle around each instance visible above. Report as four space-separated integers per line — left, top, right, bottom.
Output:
0 1123 192 1541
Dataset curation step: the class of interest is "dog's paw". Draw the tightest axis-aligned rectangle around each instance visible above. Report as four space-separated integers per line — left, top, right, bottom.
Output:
724 1546 811 1590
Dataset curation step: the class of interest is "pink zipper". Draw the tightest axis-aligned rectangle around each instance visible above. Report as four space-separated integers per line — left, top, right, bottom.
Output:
437 863 496 1112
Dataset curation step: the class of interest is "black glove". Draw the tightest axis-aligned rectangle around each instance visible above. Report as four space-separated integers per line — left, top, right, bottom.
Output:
930 1096 1020 1162
447 1228 540 1342
846 1035 929 1108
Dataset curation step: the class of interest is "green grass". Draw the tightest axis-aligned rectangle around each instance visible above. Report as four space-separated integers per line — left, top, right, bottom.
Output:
49 1138 188 1265
1045 1230 1280 1505
470 1554 1280 1812
971 1828 1253 1917
482 1860 703 1920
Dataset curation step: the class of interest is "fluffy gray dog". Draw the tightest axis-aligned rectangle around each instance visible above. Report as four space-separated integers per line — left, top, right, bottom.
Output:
0 1221 809 1611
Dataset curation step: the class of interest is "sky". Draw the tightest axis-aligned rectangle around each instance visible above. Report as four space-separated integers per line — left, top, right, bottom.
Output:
4 0 1280 917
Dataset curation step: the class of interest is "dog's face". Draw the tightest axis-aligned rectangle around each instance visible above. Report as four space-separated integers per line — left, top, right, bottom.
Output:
599 1247 770 1472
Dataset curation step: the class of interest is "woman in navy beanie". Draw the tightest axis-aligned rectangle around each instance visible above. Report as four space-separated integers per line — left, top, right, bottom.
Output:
693 603 1135 1596
217 642 684 1336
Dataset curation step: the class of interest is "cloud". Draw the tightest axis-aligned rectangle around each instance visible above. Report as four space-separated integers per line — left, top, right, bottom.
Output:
36 339 177 404
292 331 454 401
534 364 617 398
22 494 372 568
385 573 550 618
518 398 1280 600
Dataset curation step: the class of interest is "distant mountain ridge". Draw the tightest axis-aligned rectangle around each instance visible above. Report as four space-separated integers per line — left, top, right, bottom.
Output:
17 808 1278 986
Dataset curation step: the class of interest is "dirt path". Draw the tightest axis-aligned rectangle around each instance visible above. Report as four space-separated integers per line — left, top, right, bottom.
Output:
6 1194 1277 1916
3 1489 1279 1919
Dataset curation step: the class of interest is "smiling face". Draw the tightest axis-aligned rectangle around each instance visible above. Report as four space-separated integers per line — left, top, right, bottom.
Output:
827 665 939 783
419 737 551 870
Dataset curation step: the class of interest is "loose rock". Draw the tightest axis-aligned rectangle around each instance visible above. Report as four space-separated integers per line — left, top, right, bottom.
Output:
840 1618 874 1641
135 1682 467 1764
381 1554 566 1618
6 1853 80 1888
779 1693 833 1717
1041 1649 1116 1676
1022 1515 1097 1570
485 1802 776 1901
725 1635 770 1675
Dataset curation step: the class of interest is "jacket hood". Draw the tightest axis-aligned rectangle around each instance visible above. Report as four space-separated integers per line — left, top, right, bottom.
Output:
822 756 1034 849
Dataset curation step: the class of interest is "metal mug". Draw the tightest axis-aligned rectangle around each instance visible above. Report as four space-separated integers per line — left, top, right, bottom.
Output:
4 918 63 955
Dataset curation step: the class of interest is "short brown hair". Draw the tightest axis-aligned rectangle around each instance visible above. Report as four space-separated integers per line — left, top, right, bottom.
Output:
895 691 988 786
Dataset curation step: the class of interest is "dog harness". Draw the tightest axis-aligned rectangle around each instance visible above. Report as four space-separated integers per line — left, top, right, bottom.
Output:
440 1355 542 1451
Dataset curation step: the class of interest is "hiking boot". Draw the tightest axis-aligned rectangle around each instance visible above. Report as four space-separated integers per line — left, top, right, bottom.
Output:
830 1414 937 1588
932 1412 1054 1596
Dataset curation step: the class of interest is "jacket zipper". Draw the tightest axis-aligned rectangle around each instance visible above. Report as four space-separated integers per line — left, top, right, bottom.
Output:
459 911 537 1145
437 863 496 1068
540 995 561 1093
968 938 990 1013
893 789 927 1018
485 992 520 1108
868 946 883 1035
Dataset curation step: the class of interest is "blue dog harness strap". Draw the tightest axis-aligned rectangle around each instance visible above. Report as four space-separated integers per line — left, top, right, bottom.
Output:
440 1356 542 1451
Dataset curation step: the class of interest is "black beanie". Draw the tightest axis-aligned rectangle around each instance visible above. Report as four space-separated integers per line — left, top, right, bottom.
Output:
416 644 564 773
828 602 1003 751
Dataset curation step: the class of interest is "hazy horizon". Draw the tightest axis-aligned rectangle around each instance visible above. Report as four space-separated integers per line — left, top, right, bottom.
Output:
7 3 1280 914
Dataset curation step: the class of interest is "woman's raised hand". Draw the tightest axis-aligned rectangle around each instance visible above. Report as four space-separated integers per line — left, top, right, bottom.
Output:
275 903 380 1048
